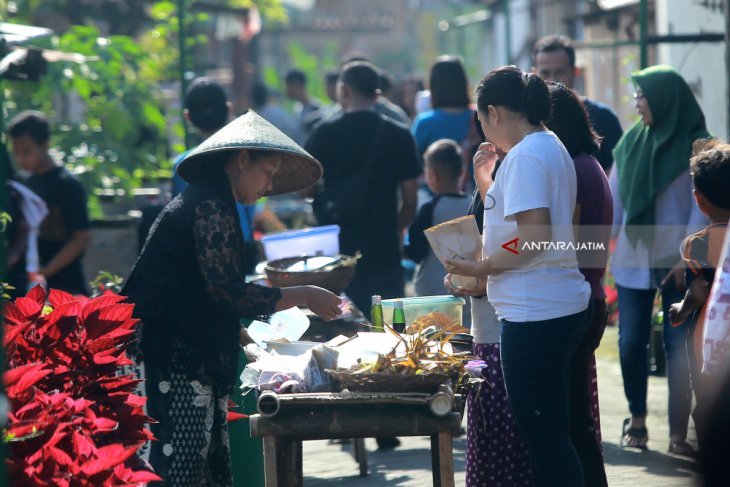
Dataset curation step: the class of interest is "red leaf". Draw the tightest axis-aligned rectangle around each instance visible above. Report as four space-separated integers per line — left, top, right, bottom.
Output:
4 364 52 398
47 446 73 466
72 430 95 458
80 442 143 476
9 297 43 323
4 320 33 347
25 284 47 306
123 394 147 408
115 466 162 483
91 417 119 433
39 301 82 336
80 295 127 324
227 411 249 422
3 300 32 326
48 289 79 308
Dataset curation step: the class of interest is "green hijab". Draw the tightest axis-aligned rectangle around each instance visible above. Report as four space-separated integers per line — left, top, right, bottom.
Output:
613 65 710 246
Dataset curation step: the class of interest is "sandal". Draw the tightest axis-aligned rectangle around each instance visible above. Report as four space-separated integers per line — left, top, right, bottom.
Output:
620 418 648 449
668 440 697 458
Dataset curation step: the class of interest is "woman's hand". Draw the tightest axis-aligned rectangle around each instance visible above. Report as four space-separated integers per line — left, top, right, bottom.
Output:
303 285 342 321
473 142 499 186
444 258 488 277
444 273 487 297
240 327 255 347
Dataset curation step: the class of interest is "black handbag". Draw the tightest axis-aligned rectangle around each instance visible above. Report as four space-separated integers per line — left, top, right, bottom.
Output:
312 118 385 226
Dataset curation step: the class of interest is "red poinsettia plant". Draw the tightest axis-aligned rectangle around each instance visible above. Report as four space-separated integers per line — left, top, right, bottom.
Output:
3 285 160 486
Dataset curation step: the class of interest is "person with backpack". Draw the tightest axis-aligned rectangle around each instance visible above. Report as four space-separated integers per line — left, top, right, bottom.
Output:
304 61 422 321
404 139 470 297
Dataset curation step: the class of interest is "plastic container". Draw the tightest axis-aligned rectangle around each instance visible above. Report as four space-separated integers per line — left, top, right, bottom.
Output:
260 225 340 260
264 340 320 356
381 295 466 328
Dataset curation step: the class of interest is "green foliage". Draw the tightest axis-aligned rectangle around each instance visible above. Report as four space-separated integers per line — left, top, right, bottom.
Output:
2 0 288 218
0 212 10 232
231 0 287 24
4 25 172 217
90 270 124 296
1 282 14 301
285 41 338 103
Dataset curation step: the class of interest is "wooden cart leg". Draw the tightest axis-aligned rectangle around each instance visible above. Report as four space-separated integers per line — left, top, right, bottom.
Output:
263 435 281 487
262 436 299 487
353 438 369 476
430 432 455 487
292 440 303 487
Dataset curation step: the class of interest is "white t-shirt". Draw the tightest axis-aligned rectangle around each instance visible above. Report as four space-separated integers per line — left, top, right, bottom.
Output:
484 131 591 322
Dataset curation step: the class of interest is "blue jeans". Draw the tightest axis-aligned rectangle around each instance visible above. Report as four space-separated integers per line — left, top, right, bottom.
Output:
617 282 694 439
501 304 592 487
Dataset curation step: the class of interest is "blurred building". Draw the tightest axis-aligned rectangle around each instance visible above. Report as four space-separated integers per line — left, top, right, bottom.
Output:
441 0 728 139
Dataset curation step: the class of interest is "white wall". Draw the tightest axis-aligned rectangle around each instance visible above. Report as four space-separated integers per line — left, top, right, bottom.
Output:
657 0 728 139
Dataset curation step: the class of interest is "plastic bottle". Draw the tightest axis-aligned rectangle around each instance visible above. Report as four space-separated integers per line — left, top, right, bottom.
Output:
392 299 406 334
371 295 384 332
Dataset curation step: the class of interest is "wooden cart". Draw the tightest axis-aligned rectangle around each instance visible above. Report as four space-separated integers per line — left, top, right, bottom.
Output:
249 391 462 487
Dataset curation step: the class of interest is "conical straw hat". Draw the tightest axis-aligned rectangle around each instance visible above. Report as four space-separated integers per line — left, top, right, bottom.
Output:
177 110 323 195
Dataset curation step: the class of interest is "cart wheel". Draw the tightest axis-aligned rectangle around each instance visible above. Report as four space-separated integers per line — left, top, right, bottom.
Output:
353 438 368 476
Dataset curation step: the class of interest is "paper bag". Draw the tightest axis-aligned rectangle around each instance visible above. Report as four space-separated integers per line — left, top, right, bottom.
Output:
424 215 483 290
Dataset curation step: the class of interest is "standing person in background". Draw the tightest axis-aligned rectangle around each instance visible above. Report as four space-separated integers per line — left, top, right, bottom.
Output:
170 77 262 274
324 56 411 126
445 66 595 487
2 151 47 299
304 61 421 317
320 70 341 121
303 61 421 451
404 139 470 297
251 82 305 145
306 61 422 315
172 77 232 198
411 56 479 193
411 56 473 155
545 81 613 486
284 69 322 141
399 76 425 120
533 35 623 173
8 111 91 296
610 65 709 456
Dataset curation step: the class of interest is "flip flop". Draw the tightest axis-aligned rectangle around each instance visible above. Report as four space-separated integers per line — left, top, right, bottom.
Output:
620 417 648 450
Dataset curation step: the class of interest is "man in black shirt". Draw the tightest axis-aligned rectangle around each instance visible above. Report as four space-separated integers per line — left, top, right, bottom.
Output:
8 111 91 295
304 61 422 320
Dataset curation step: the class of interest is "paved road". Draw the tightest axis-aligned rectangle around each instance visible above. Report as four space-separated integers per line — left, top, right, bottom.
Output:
300 326 702 486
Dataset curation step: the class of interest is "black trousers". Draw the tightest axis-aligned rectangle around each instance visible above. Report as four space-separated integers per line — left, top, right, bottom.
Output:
501 302 600 487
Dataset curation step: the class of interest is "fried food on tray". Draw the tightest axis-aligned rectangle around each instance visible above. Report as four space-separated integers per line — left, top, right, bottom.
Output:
405 311 470 335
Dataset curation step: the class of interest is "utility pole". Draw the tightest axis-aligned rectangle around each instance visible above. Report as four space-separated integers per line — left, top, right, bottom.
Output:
178 0 190 150
639 0 649 68
726 0 730 140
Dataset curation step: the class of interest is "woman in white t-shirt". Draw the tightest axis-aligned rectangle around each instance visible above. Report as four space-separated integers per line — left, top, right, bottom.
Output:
446 66 594 487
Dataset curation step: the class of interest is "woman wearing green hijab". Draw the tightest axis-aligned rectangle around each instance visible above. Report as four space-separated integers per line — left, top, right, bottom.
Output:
610 65 709 456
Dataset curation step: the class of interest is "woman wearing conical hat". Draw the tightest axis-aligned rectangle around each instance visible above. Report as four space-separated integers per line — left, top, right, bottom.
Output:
122 111 341 485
